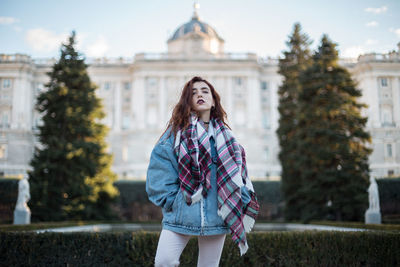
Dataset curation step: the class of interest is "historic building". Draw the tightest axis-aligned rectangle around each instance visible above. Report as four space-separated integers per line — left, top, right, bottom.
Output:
0 6 399 180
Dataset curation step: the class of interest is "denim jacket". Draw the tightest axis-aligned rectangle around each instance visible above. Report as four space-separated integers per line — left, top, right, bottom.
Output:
146 127 251 236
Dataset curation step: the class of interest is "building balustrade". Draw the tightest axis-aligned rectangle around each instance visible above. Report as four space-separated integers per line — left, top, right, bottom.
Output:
358 52 400 63
134 52 259 61
0 54 32 63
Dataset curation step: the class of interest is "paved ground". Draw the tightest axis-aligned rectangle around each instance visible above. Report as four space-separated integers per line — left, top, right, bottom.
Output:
34 223 369 233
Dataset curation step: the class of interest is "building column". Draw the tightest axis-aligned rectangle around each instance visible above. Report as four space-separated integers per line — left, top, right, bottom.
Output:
20 73 32 130
133 76 146 130
392 76 400 127
370 76 381 128
113 81 122 132
269 80 276 132
11 77 23 129
159 76 166 129
247 76 261 129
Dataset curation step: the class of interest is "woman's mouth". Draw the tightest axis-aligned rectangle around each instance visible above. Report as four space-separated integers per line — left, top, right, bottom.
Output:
197 99 205 105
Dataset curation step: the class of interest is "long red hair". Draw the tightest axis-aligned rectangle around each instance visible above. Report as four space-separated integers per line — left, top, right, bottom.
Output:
159 76 230 142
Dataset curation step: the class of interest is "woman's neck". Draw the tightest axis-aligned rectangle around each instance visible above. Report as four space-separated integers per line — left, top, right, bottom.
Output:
198 111 211 123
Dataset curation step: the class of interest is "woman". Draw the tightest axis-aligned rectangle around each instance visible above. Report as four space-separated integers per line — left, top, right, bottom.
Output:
146 76 259 267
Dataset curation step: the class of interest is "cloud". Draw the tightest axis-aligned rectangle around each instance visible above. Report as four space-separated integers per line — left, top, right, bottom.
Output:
85 35 109 57
0 16 19 25
389 28 400 38
366 21 378 27
364 6 387 14
365 39 378 45
75 33 87 51
342 46 367 58
25 28 68 52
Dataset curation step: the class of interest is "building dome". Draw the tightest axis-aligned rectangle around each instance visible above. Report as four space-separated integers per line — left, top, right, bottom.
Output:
167 3 225 56
168 16 223 43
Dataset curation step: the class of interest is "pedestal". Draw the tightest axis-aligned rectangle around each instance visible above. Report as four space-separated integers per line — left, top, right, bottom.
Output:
365 209 381 224
14 209 31 225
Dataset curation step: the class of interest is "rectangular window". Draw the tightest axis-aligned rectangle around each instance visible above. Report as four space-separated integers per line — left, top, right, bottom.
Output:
0 144 7 159
386 144 392 157
1 93 10 100
261 81 268 90
262 114 269 129
146 77 158 88
122 115 130 130
124 82 131 90
1 112 9 128
234 77 242 86
261 95 267 102
104 82 111 90
380 77 388 87
264 146 269 161
383 111 391 124
3 79 11 89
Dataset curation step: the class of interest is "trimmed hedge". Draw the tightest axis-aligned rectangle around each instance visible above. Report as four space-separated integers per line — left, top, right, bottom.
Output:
113 180 283 204
378 178 400 215
0 178 18 224
2 178 400 223
0 231 399 266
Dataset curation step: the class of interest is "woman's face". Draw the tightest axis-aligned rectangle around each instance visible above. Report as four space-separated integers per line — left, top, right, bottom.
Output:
191 81 215 114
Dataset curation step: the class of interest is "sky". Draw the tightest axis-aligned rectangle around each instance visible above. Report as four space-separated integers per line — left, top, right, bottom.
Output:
0 0 399 60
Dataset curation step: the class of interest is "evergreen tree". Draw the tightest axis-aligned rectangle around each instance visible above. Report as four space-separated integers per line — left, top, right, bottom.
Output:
277 23 312 221
296 35 372 222
28 31 119 221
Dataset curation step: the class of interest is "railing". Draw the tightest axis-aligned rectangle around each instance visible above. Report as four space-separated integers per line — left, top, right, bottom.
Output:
86 57 135 65
2 51 398 67
0 54 32 63
134 52 259 61
257 57 279 65
33 58 57 65
358 52 400 62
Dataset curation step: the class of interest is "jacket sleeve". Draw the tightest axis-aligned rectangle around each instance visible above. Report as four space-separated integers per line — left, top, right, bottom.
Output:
146 140 180 212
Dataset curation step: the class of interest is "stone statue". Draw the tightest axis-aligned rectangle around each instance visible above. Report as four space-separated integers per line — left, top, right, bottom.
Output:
14 173 31 224
365 176 381 224
16 174 31 210
367 176 380 212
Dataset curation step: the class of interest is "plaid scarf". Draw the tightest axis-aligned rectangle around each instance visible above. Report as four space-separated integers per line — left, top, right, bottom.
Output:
174 113 259 256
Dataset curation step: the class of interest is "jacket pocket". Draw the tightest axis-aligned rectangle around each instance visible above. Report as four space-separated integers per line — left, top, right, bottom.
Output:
165 189 182 224
176 191 202 227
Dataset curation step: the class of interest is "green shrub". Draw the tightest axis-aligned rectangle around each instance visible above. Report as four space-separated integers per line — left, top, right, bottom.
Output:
0 231 399 266
377 178 400 215
0 178 19 224
2 179 400 223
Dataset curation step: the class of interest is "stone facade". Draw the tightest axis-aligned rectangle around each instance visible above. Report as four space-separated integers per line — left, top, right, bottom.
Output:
0 10 399 180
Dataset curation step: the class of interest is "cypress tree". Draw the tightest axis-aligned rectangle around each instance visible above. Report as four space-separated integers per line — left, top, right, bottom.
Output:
277 23 312 221
297 35 372 222
28 31 119 221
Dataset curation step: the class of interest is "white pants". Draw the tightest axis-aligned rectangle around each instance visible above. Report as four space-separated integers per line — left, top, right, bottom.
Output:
155 229 226 267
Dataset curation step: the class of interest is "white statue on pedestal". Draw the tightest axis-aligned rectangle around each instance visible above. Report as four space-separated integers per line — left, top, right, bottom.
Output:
365 176 381 224
14 173 31 224
367 176 380 212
